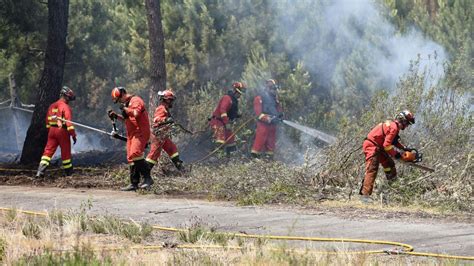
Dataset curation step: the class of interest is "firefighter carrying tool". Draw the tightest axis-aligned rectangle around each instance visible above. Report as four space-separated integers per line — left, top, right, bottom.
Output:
35 86 77 178
251 79 283 159
50 116 127 141
108 87 151 191
209 82 246 156
142 89 184 189
360 110 419 202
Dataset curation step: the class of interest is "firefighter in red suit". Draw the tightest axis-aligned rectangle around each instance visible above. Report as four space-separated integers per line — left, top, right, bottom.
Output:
360 110 416 201
142 90 184 188
251 79 283 159
36 86 77 178
209 82 246 156
108 87 151 191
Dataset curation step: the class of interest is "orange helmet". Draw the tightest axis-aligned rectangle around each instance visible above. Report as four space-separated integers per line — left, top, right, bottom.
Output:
158 89 176 101
60 86 75 101
396 110 415 125
111 87 126 103
232 82 246 94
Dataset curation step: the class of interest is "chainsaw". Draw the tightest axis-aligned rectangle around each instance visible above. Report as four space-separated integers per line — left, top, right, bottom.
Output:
400 148 434 172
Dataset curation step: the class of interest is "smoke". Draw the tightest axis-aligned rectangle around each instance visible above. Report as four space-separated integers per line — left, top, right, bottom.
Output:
273 0 446 90
268 0 447 164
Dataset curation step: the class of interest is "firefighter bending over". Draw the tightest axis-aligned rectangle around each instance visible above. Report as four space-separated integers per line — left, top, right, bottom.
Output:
142 90 184 189
251 79 283 159
36 86 77 178
360 110 416 202
209 82 246 156
108 87 151 191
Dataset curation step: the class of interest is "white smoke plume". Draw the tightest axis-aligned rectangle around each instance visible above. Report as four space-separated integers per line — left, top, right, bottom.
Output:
273 0 446 90
271 0 447 164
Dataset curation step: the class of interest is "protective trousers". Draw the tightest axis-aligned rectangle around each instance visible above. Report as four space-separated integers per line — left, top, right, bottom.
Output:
126 134 148 163
210 120 236 153
251 121 276 156
39 127 73 171
146 134 179 165
360 141 396 196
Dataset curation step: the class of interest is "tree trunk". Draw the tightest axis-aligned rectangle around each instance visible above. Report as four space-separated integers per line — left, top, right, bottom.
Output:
20 0 69 165
145 0 166 116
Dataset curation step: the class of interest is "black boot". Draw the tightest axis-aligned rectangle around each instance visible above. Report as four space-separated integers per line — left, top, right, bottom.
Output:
35 163 48 178
251 152 260 159
121 165 139 191
64 166 73 176
171 156 184 171
225 145 237 157
136 159 154 189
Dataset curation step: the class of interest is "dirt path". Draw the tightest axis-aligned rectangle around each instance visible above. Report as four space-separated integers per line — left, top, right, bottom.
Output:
0 185 473 256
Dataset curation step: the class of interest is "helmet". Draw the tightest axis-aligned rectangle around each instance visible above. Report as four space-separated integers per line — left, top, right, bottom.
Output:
111 87 126 103
395 110 415 125
60 86 75 101
158 89 176 101
232 82 246 94
266 79 279 90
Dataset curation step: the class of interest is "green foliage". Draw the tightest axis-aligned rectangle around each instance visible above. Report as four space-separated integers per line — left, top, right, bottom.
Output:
385 0 473 88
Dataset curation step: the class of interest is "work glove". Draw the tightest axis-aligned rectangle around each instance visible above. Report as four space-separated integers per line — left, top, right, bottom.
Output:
165 117 174 124
107 110 118 120
72 135 77 145
118 103 129 118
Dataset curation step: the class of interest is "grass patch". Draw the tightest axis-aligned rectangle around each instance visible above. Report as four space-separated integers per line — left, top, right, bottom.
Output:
14 245 112 266
5 208 17 223
0 237 6 262
88 215 153 243
21 220 41 239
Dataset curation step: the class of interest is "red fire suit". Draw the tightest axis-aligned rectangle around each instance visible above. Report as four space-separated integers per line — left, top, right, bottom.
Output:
40 99 76 169
251 92 283 156
360 120 406 195
123 96 150 163
209 93 239 149
146 103 179 165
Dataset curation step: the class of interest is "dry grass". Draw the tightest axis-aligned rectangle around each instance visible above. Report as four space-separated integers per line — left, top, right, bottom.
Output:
1 206 460 265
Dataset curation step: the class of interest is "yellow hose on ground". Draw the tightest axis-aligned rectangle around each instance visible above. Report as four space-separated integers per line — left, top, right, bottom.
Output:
0 207 472 261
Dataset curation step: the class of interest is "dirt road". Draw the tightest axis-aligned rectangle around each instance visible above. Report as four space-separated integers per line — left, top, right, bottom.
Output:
0 185 472 256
